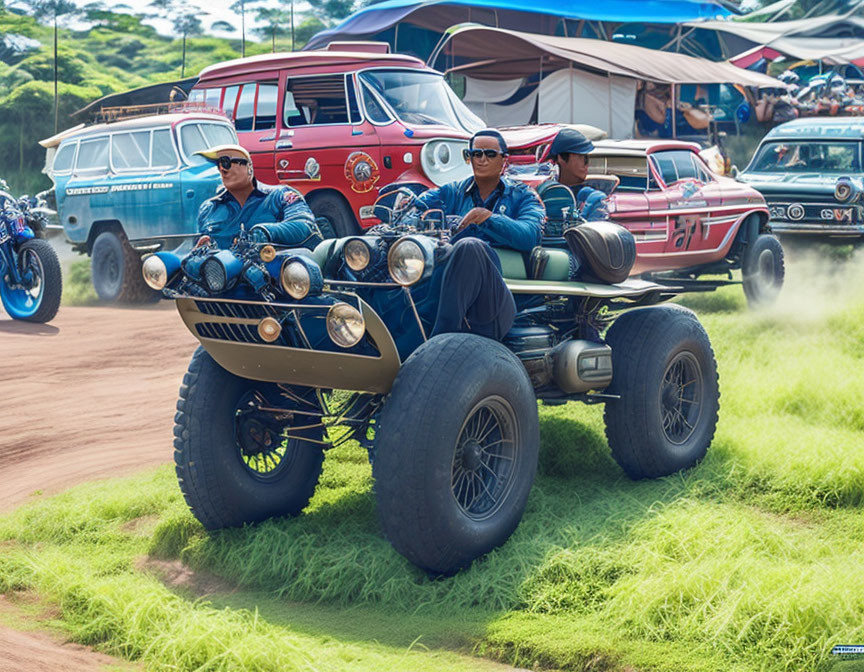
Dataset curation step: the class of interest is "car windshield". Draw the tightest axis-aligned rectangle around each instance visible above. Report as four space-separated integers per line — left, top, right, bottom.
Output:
748 141 861 174
359 70 484 133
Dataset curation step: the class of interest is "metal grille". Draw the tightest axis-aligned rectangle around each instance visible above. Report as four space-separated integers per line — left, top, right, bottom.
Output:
195 300 281 320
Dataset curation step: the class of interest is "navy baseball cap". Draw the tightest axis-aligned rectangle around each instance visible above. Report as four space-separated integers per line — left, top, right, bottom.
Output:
548 128 595 157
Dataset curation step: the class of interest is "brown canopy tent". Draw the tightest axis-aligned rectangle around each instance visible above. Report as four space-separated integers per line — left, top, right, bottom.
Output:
430 25 781 137
430 25 781 86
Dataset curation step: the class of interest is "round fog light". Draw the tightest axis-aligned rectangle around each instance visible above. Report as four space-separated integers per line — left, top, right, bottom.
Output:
281 261 311 299
327 303 365 348
142 255 168 290
388 239 425 286
257 316 282 343
344 238 371 271
259 244 276 262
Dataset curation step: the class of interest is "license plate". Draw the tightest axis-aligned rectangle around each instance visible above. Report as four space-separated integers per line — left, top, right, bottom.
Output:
820 207 856 223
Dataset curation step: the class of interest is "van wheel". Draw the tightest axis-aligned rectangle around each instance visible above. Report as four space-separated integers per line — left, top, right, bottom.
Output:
307 192 360 238
91 231 158 303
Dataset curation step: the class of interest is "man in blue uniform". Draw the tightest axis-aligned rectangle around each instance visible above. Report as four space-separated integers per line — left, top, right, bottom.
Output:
195 144 322 250
410 129 545 341
547 128 609 221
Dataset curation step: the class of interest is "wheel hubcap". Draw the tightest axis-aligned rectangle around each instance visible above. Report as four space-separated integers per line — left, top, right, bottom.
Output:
451 397 518 521
660 352 703 445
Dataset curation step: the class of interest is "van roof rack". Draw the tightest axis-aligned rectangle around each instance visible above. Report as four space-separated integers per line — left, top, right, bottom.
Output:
324 41 390 54
91 101 225 124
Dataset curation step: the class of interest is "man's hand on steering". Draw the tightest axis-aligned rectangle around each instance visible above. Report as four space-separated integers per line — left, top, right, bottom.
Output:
455 207 493 233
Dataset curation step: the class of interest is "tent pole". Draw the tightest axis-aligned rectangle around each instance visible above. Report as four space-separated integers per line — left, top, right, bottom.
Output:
671 84 677 139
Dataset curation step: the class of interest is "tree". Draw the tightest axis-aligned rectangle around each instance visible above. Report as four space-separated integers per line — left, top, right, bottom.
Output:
229 0 264 58
149 0 206 77
306 0 354 22
11 0 78 133
253 5 292 52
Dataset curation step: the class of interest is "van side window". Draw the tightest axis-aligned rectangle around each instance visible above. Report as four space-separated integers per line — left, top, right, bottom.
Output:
255 82 278 131
235 84 256 132
76 138 109 173
204 88 222 108
151 129 177 168
223 85 240 120
52 143 76 173
112 131 150 171
284 75 350 127
346 78 361 123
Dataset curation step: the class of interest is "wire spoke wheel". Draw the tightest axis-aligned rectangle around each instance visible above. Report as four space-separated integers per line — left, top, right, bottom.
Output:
450 396 518 521
660 351 703 445
234 391 297 482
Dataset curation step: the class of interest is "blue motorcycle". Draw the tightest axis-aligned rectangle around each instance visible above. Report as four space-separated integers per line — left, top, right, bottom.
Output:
0 180 62 323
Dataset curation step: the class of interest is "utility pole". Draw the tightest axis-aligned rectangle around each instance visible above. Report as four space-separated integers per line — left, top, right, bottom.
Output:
290 0 294 51
53 11 58 134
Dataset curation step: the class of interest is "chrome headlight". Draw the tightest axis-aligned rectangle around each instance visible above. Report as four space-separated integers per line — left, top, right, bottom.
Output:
201 257 227 292
327 302 365 348
344 238 371 271
281 260 310 299
388 238 425 286
420 139 472 187
835 176 862 203
142 255 168 290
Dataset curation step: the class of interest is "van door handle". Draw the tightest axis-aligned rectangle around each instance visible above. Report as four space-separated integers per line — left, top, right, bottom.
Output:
276 140 293 149
185 190 195 198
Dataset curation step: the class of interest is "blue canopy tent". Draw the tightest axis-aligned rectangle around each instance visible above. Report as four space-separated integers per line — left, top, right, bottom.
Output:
304 0 734 58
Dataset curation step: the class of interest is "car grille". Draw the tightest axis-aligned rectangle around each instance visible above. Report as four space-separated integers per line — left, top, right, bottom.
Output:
768 200 860 224
196 321 267 345
194 300 282 320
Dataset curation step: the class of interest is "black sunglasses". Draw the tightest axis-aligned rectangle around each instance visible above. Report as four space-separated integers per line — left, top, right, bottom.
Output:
463 148 506 161
213 156 250 171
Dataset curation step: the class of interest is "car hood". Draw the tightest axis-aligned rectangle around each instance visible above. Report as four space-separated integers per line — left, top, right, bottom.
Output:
736 171 843 197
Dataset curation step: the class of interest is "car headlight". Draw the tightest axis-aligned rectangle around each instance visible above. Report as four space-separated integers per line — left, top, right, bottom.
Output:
344 238 371 271
142 255 168 290
835 177 862 203
201 257 228 292
281 260 311 299
326 302 365 348
388 238 425 286
420 139 472 187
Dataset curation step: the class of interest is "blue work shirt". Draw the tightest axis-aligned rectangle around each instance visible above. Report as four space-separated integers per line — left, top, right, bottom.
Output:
550 181 609 221
413 175 545 252
197 182 322 249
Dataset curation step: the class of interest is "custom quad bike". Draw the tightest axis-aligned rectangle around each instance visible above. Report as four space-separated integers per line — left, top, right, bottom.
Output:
0 180 62 323
146 191 720 574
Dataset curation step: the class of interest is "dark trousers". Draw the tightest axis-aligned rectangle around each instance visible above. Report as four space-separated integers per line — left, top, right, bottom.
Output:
430 238 516 341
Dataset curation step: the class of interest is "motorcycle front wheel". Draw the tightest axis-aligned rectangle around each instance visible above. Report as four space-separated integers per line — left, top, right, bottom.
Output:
0 239 62 323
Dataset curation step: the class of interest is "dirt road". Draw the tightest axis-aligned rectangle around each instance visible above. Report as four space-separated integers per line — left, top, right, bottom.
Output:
0 305 197 511
1 304 198 670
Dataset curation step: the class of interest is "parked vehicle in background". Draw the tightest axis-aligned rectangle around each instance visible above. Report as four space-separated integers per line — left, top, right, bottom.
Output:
42 112 236 302
189 42 483 237
737 118 864 242
508 138 785 307
0 179 62 322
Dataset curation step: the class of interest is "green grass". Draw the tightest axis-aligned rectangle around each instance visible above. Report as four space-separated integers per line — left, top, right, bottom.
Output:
62 259 99 306
2 257 864 671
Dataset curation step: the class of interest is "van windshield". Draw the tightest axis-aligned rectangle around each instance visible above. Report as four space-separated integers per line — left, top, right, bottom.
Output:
748 141 861 174
359 70 484 133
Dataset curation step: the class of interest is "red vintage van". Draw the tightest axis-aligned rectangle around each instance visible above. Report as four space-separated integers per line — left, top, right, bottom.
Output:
190 43 484 235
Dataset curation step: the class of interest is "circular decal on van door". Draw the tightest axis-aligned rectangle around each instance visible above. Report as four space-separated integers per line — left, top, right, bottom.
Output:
344 152 380 193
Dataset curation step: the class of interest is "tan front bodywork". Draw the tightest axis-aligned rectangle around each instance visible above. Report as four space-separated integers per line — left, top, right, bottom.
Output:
176 296 401 394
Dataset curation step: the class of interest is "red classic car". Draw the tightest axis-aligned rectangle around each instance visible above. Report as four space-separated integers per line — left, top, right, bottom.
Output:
508 138 785 306
189 43 482 236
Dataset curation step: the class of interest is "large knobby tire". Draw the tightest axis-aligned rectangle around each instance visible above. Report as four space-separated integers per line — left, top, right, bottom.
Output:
374 333 540 575
174 347 325 530
0 239 62 323
307 192 360 238
91 230 158 303
742 234 784 308
603 305 719 479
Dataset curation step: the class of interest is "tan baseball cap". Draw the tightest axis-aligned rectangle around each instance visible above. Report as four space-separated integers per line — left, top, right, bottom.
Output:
194 144 252 162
